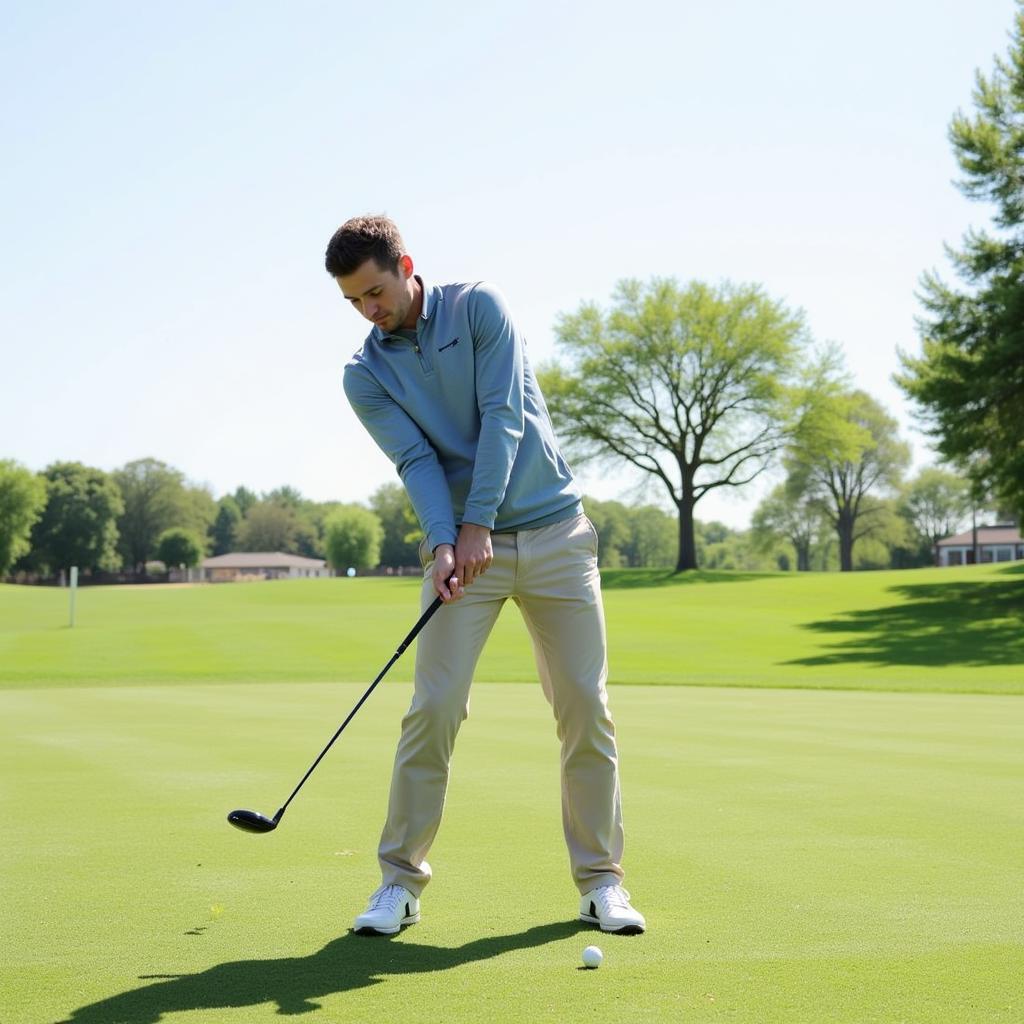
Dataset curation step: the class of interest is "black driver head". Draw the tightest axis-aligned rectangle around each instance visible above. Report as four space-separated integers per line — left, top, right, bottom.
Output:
227 809 279 833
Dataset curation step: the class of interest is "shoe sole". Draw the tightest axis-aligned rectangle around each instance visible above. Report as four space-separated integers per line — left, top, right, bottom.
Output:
354 913 420 936
579 913 645 935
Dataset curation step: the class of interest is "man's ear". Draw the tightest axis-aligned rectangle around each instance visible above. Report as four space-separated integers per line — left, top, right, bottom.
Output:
399 254 414 278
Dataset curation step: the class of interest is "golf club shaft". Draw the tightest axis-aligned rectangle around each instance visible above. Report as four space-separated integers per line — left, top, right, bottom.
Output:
272 595 444 822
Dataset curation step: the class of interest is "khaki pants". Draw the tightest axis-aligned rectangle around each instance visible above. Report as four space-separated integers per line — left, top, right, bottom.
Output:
377 512 626 896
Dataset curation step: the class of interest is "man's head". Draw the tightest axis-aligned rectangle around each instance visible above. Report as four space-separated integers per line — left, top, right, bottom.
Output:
325 214 420 333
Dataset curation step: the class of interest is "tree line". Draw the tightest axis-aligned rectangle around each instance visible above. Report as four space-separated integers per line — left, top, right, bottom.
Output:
4 7 1021 579
0 457 407 580
0 453 985 581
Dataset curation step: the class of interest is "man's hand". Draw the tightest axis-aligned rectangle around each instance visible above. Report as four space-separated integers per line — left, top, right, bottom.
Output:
455 522 492 589
431 524 492 603
431 544 459 602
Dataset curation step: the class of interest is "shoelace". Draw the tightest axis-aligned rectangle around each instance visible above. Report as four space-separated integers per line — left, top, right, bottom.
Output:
593 885 632 912
367 885 406 912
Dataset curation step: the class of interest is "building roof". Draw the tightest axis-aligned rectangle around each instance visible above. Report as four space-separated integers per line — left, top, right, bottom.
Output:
937 525 1021 547
202 552 327 569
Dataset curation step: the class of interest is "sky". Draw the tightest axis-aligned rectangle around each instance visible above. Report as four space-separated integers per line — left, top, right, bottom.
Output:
1 1 1017 528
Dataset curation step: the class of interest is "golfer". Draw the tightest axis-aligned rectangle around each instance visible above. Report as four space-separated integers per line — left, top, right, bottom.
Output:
325 215 645 936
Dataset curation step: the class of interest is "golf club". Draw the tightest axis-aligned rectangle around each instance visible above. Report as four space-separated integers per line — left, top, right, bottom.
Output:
228 594 444 833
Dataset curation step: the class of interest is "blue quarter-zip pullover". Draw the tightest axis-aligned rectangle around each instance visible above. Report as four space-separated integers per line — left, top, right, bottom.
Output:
342 278 582 553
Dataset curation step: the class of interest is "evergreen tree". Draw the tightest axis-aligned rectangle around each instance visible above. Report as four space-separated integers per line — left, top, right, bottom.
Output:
211 497 242 555
897 4 1024 518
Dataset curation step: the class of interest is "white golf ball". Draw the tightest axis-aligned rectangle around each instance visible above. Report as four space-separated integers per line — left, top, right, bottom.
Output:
581 945 603 969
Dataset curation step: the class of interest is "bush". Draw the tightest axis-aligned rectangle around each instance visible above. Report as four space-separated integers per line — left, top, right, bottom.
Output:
156 528 204 568
324 505 383 571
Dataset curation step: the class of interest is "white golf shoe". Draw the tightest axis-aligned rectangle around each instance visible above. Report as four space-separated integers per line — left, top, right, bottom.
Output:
579 885 646 934
353 884 420 935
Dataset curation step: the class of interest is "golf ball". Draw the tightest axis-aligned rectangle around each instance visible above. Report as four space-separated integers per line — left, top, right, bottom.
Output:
581 945 603 969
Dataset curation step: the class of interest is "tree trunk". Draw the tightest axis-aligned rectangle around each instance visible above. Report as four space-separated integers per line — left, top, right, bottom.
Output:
796 542 811 571
676 501 698 571
837 516 855 571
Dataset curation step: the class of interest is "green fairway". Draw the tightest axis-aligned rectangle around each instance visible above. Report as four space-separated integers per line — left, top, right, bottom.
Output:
1 562 1021 693
2 682 1021 1024
2 565 1021 1022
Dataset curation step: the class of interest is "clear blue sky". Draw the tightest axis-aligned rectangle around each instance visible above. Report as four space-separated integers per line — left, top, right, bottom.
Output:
1 1 1016 527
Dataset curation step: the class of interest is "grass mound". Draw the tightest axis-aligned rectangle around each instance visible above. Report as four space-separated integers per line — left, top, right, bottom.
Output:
4 562 1018 692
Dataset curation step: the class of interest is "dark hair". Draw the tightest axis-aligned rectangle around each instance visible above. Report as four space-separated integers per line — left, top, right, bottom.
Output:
324 214 405 277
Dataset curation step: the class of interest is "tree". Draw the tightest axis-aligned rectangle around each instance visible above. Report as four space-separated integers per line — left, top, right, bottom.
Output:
258 488 324 558
237 501 298 552
156 528 204 569
232 486 258 517
211 497 242 555
751 480 828 571
178 486 217 552
849 497 913 570
899 467 973 564
0 461 47 576
625 505 677 567
698 520 731 547
896 5 1024 519
324 505 384 571
582 498 631 567
582 497 689 567
264 485 304 508
299 501 345 560
113 458 189 571
789 389 911 571
701 535 762 571
26 462 123 576
540 278 807 570
369 483 421 567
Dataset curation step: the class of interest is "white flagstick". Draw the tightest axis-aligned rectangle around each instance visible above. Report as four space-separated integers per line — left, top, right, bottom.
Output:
69 566 78 628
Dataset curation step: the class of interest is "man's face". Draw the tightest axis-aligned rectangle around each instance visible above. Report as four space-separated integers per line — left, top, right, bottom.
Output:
336 256 416 333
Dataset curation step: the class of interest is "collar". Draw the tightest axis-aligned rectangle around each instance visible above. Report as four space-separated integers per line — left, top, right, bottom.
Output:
418 276 437 321
373 276 439 342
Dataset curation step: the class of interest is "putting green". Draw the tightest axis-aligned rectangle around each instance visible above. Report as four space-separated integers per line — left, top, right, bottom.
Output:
2 682 1021 1023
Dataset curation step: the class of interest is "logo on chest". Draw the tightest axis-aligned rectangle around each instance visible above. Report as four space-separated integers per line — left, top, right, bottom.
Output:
438 337 460 352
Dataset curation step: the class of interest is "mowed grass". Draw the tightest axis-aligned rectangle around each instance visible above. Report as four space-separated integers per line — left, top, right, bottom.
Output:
1 561 1022 693
1 683 1021 1024
2 565 1022 1022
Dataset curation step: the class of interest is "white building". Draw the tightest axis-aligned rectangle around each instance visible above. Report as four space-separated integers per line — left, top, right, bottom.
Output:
935 525 1023 566
200 552 331 581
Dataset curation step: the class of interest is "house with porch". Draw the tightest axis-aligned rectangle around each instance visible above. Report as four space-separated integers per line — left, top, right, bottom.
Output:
935 524 1023 566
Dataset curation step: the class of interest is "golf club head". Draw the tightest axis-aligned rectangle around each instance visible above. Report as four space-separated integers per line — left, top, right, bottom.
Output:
227 809 279 833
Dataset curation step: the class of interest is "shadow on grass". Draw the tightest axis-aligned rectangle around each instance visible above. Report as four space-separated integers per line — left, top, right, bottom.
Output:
600 568 782 589
787 571 1024 668
54 920 587 1024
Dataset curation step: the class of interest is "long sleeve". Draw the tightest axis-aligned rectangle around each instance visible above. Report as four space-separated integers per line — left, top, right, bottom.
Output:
461 283 526 529
343 363 457 552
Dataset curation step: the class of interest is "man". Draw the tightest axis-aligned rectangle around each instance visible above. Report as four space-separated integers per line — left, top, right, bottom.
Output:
325 214 645 936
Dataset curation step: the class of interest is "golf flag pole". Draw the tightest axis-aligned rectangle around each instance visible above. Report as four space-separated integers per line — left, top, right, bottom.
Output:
69 566 78 628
